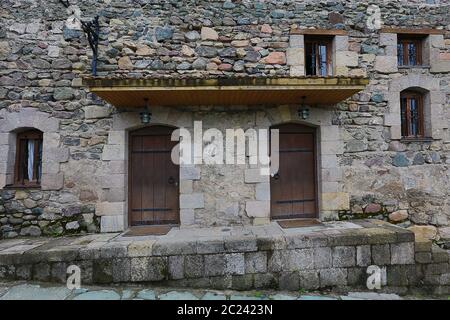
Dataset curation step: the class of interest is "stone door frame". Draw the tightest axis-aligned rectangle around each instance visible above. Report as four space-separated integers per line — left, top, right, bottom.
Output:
245 105 349 224
127 125 180 227
269 122 319 220
96 109 199 232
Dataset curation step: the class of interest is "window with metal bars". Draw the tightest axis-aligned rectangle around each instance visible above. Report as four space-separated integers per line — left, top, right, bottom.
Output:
397 36 423 66
305 36 333 76
400 92 424 138
14 129 43 187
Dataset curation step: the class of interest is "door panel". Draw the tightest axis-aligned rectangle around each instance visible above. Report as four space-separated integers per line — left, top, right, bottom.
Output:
270 123 318 219
129 126 179 226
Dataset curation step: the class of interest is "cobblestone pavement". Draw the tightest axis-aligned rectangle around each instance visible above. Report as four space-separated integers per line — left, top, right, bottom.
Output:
0 281 446 300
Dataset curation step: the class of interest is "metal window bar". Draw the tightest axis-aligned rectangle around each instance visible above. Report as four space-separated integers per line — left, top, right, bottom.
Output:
408 43 417 66
397 43 404 65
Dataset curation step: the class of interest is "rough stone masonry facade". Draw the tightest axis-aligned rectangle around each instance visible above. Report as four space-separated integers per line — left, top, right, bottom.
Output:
0 0 449 244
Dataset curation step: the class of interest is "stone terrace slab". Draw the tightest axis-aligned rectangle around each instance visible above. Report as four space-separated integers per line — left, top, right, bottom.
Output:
0 220 447 294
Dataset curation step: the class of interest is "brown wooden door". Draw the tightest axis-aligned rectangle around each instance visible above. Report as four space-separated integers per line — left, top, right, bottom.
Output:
270 123 318 219
129 126 179 226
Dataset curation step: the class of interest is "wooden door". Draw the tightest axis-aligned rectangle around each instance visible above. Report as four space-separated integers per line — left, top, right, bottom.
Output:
128 126 179 226
270 123 318 219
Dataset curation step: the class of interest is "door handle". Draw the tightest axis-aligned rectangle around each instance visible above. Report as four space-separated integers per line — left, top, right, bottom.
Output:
273 173 280 180
168 176 178 186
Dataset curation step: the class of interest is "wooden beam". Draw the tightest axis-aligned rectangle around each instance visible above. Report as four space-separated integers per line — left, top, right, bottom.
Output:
83 77 368 89
83 77 369 107
290 29 348 36
380 27 445 35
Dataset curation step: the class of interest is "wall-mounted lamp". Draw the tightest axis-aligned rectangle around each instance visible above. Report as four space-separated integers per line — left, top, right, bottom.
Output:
140 98 152 125
298 96 310 120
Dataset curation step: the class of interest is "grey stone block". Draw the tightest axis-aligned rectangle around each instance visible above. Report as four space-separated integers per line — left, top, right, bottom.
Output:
425 263 449 275
0 265 15 280
267 250 283 272
386 265 410 286
77 260 93 285
130 257 149 282
147 257 168 281
244 168 267 183
332 246 356 267
255 183 270 200
50 262 67 283
100 244 128 259
178 277 210 289
328 231 368 247
84 105 111 119
391 242 414 265
439 273 450 286
152 240 196 256
278 272 299 291
168 255 185 280
180 166 200 180
180 209 195 225
415 240 432 252
298 270 320 290
319 268 348 287
225 253 245 275
231 274 254 290
204 254 226 276
415 252 432 264
224 237 257 252
424 273 441 285
252 273 276 289
196 240 224 254
394 229 415 243
366 228 397 244
179 180 193 194
356 245 371 267
180 193 204 209
93 259 113 284
256 235 286 251
431 246 449 263
112 258 131 283
245 201 270 218
347 267 366 286
245 251 267 274
285 234 314 249
286 249 314 271
15 264 32 280
208 276 231 290
184 255 204 278
372 244 391 265
45 248 80 263
314 247 332 269
127 240 154 257
33 262 51 282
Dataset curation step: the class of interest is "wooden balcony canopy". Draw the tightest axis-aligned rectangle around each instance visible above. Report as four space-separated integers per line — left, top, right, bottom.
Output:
83 77 369 107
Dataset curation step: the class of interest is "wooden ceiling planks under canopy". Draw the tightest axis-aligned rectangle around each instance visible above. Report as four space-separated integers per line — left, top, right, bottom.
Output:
83 77 369 107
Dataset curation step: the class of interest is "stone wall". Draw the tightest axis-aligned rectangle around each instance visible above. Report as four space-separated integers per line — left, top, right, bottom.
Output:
0 220 448 294
0 0 449 239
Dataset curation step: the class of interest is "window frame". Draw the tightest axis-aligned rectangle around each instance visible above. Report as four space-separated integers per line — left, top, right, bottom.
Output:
13 129 43 188
397 35 423 67
400 91 424 139
304 36 333 76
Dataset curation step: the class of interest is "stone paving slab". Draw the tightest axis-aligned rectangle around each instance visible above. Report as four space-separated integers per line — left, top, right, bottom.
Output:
0 283 71 300
72 289 121 300
0 280 443 300
0 285 9 298
0 220 410 256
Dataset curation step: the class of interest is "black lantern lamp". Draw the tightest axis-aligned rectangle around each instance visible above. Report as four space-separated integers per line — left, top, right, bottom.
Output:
298 96 310 120
140 98 152 125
